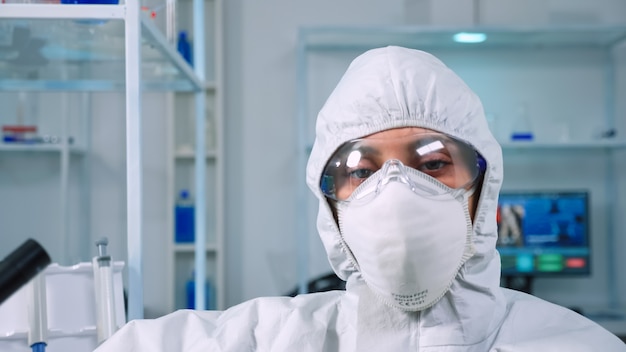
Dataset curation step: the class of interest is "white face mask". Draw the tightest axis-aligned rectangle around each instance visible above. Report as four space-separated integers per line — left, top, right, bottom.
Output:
337 171 476 311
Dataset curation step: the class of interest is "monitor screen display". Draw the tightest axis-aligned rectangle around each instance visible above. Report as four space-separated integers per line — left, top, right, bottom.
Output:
496 191 591 276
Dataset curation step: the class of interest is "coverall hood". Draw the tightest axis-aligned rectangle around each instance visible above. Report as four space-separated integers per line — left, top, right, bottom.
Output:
306 45 506 345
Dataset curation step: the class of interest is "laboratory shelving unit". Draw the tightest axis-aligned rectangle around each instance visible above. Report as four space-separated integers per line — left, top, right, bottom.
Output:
165 0 225 313
296 24 626 335
0 0 221 321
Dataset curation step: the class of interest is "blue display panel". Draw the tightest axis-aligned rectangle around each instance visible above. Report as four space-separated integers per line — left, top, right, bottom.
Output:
496 191 591 276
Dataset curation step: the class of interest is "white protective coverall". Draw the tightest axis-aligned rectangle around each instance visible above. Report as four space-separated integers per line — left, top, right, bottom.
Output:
95 46 626 351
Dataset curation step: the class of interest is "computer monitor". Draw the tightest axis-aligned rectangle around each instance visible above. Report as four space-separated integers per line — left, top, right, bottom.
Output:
496 191 591 293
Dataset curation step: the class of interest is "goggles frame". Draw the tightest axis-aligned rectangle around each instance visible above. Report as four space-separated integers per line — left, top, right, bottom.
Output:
321 132 485 202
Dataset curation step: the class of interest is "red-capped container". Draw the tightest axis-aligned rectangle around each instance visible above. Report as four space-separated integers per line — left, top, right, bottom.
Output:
2 125 38 143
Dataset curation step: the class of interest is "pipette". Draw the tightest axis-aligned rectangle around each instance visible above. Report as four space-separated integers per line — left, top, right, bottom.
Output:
28 273 48 352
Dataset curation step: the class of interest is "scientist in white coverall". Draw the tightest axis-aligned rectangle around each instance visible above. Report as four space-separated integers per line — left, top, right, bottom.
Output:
96 46 626 351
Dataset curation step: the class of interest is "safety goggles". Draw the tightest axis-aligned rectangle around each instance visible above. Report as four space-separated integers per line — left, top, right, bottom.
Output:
321 132 483 202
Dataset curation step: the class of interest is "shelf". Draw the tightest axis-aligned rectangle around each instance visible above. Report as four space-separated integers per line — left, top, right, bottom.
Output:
0 143 86 154
173 243 218 253
300 24 626 51
0 4 203 91
303 140 626 156
166 0 224 313
175 148 217 159
500 139 626 150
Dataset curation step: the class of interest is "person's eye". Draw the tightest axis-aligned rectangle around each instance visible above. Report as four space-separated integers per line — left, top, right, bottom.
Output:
421 159 450 171
348 168 375 180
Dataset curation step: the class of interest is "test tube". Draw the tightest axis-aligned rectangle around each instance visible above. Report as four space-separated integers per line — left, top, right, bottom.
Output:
92 238 117 343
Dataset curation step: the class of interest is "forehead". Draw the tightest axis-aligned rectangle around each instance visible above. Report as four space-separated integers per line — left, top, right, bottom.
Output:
353 127 457 154
363 127 435 140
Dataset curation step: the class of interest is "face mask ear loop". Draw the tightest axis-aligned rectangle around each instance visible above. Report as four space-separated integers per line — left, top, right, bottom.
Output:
335 201 364 273
451 182 477 201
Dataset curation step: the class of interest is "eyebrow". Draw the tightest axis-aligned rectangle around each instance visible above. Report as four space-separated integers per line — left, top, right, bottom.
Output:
407 136 446 153
348 144 380 157
353 137 453 158
416 140 445 155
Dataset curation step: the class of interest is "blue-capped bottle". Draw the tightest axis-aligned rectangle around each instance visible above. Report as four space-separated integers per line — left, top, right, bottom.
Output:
177 31 193 66
175 189 195 243
185 271 213 310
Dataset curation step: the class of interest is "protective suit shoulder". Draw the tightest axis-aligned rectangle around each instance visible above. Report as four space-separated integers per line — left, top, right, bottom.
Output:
94 290 351 352
492 288 626 351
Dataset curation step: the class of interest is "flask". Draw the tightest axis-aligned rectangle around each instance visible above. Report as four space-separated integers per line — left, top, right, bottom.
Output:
175 190 195 243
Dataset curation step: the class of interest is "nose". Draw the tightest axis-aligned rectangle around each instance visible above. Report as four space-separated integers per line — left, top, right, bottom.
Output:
378 159 412 187
375 159 439 197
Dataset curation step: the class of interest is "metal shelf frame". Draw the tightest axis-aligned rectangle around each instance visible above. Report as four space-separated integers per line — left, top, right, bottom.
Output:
0 1 207 320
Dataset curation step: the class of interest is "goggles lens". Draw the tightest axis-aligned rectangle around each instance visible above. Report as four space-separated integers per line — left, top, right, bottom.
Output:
321 132 481 201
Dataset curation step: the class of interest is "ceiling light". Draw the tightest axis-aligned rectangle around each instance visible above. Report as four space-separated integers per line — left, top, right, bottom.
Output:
453 32 487 43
